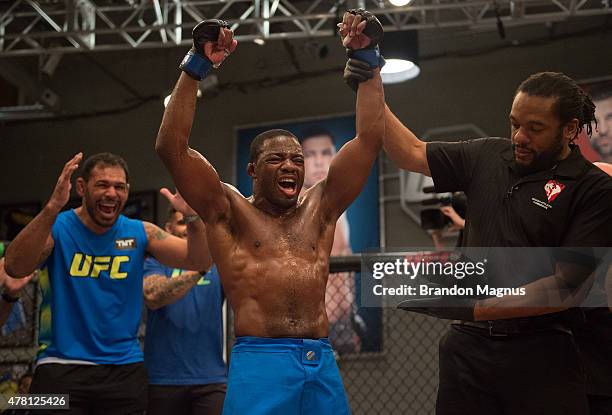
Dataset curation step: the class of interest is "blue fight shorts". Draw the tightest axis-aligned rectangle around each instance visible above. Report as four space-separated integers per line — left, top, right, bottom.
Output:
222 337 351 415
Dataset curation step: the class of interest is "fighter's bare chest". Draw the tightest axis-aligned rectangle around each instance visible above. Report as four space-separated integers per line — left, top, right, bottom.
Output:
242 220 320 254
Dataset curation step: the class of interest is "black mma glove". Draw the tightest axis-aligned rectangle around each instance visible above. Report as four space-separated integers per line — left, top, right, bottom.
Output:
344 58 375 93
345 9 385 69
180 19 230 81
342 9 385 91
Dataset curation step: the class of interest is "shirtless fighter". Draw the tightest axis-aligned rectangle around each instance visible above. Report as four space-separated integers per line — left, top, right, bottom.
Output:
155 11 385 415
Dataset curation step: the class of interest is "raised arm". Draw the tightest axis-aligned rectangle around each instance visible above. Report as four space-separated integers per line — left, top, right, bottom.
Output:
384 105 431 176
4 153 82 277
320 10 385 218
155 20 237 224
145 188 212 271
343 59 429 176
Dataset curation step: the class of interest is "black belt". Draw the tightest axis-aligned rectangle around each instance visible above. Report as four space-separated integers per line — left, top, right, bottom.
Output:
455 319 572 337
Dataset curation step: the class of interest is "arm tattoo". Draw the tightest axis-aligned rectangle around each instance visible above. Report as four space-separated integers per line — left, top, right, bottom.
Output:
144 271 203 309
144 222 171 242
155 228 169 240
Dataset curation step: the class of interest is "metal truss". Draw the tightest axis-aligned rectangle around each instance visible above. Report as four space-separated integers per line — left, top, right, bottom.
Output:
0 0 610 56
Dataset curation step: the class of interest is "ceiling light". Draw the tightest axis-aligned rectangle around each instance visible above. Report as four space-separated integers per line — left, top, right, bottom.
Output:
380 30 420 84
389 0 413 6
381 59 420 83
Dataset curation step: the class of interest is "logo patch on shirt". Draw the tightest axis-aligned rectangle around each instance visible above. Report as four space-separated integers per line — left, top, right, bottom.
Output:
544 180 565 203
115 238 137 250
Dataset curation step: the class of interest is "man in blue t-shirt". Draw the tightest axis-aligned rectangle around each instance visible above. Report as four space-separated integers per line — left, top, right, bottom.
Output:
143 207 226 415
4 152 212 414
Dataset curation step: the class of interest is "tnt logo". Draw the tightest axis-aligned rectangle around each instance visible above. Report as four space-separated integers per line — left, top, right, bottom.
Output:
70 253 130 279
115 238 137 250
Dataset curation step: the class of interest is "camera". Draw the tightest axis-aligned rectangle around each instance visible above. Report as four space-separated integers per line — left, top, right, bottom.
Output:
419 189 467 231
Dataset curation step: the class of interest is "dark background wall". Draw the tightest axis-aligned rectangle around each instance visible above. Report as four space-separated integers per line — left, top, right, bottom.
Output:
2 24 610 211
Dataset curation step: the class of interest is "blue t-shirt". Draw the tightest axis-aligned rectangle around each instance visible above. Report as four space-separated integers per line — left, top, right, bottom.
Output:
39 210 147 364
143 258 227 385
1 300 25 336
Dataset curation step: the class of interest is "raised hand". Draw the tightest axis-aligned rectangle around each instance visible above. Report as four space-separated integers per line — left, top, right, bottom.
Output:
160 188 197 217
204 26 238 68
338 9 384 50
440 206 465 231
48 153 82 212
180 19 238 81
1 259 35 295
3 272 34 296
338 12 369 50
338 9 385 85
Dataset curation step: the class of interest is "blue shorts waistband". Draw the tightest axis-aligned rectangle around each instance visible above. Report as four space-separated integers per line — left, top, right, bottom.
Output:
234 336 330 349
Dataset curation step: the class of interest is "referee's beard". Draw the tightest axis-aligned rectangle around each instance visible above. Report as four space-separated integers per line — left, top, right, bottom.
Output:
513 128 565 176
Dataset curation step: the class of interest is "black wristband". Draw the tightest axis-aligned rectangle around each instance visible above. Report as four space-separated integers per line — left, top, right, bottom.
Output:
183 215 201 224
1 290 20 303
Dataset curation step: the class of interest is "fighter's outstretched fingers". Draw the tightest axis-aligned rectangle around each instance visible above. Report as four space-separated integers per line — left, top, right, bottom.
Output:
60 152 82 185
355 19 367 36
341 13 355 48
341 11 350 28
160 187 197 216
220 28 237 53
64 152 82 171
342 34 352 48
217 26 226 46
48 152 82 211
159 187 173 201
350 14 361 37
340 12 353 37
225 29 238 53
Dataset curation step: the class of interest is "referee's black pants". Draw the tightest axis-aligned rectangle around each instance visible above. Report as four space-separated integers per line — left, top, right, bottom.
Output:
436 324 588 415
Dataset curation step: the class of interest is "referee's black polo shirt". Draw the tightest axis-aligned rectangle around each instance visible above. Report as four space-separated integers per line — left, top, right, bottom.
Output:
426 138 612 249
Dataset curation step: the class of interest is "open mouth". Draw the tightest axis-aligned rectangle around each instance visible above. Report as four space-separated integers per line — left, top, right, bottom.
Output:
278 177 298 198
97 202 118 218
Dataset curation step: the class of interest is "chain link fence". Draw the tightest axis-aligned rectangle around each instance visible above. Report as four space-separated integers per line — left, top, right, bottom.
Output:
327 271 448 415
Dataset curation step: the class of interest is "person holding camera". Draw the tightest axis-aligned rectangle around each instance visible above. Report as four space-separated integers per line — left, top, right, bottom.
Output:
422 195 466 250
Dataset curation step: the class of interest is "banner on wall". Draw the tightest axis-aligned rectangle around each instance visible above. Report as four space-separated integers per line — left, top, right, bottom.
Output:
578 78 612 163
235 114 382 355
